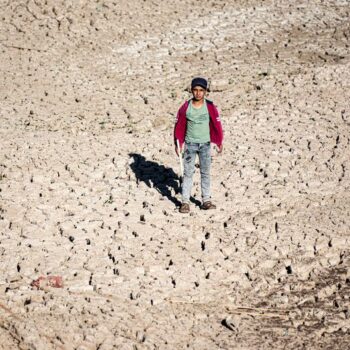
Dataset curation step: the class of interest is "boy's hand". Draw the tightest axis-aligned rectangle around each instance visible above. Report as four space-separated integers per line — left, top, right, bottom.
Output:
175 145 183 157
217 144 223 153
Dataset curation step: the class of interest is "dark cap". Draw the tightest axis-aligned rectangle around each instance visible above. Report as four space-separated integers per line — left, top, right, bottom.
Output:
191 77 208 90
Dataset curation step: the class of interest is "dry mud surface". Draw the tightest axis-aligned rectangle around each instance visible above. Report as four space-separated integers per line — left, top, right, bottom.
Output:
1 0 350 349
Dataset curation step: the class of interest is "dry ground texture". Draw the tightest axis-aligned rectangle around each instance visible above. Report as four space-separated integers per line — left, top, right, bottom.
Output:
1 0 350 349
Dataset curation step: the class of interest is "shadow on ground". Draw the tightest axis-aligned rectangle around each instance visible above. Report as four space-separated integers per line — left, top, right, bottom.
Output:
129 153 201 207
129 153 181 206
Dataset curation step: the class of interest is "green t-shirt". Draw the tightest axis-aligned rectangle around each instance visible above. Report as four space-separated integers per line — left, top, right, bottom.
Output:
185 101 210 143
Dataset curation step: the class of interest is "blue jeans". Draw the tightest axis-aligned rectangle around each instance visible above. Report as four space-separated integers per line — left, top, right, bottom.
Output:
182 142 211 204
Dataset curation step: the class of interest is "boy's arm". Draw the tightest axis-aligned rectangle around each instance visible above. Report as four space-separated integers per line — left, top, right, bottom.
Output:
215 104 224 143
210 102 224 149
173 102 188 152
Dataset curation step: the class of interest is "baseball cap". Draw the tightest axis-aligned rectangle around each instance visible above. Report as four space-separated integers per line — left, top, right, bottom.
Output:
191 77 208 90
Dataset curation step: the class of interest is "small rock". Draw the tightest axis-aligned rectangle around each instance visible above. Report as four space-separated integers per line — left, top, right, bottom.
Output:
221 315 241 332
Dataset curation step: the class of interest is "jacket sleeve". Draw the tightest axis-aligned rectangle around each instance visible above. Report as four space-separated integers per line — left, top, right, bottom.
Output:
210 103 224 146
215 104 224 145
173 102 187 146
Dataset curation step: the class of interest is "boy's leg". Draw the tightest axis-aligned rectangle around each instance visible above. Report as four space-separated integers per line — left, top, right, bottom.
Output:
181 143 197 204
198 142 211 203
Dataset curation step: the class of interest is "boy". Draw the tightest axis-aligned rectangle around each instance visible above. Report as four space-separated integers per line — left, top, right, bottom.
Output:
174 77 223 213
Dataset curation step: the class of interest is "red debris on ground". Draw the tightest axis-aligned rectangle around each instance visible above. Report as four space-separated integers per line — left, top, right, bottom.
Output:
31 276 63 289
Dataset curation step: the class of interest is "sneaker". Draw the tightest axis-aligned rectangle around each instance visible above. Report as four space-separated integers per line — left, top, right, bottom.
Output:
201 201 216 210
179 203 190 213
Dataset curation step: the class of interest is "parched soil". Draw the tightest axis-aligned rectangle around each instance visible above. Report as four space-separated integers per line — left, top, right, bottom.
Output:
0 0 350 349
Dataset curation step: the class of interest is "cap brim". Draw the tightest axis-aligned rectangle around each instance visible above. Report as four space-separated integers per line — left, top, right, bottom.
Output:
192 84 207 90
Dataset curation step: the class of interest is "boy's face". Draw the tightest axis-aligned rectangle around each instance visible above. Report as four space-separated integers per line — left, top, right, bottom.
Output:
191 86 206 101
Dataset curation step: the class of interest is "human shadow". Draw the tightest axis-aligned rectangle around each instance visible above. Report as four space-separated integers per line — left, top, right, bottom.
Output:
129 153 201 207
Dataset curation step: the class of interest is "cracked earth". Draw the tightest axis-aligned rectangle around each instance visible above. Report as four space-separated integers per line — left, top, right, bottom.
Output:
0 0 350 349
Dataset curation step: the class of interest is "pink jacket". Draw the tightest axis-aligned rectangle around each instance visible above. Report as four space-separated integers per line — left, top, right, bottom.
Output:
174 99 224 147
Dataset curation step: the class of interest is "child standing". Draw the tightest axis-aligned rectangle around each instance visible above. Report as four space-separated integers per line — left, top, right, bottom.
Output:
174 77 223 213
